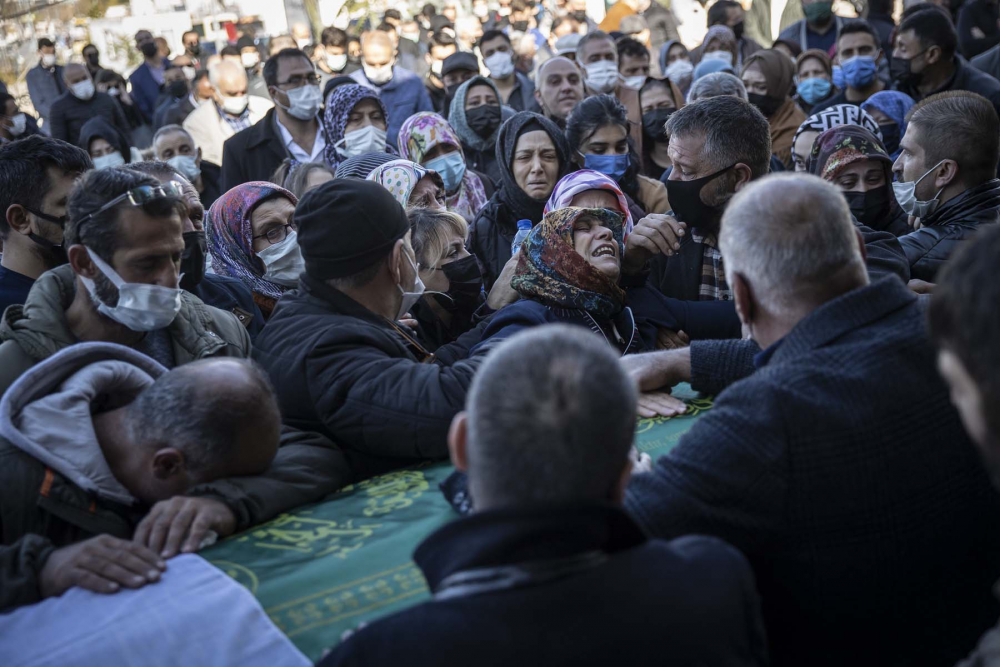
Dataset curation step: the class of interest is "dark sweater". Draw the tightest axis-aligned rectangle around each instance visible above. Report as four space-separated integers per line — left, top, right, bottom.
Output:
48 91 131 147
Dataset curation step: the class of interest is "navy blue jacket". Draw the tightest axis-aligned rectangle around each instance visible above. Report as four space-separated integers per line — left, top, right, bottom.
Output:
127 59 169 124
320 505 768 666
189 274 264 340
626 277 1000 666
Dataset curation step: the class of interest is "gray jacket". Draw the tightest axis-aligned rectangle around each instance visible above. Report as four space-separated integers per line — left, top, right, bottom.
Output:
26 64 64 123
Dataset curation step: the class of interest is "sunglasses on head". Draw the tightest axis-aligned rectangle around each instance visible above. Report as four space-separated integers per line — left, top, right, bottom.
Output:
74 181 186 231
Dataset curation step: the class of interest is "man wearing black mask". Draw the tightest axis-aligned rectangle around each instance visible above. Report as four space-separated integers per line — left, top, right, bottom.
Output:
0 136 91 312
82 44 103 79
153 65 190 128
621 96 771 300
182 30 209 69
129 161 265 338
128 30 170 124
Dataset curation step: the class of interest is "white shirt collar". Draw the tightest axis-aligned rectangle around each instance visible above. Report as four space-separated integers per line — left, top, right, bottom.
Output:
275 115 326 164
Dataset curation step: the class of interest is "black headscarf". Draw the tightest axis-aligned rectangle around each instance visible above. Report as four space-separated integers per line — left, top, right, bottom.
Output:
495 111 571 224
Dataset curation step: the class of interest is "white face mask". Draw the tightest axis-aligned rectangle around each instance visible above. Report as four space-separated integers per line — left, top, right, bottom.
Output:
71 79 95 101
107 86 120 97
665 58 694 82
623 74 646 90
431 59 443 76
79 247 182 332
241 52 260 69
221 94 249 116
702 50 734 66
402 31 421 43
364 62 394 85
167 154 200 181
584 60 620 93
92 151 125 169
41 53 56 68
892 160 947 219
296 37 310 49
327 53 348 71
336 124 387 158
258 229 305 287
484 52 515 79
278 84 322 121
8 113 26 136
396 247 425 320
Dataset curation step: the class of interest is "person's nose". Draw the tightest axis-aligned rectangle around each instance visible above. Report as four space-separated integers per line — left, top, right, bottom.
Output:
594 225 613 241
529 154 543 174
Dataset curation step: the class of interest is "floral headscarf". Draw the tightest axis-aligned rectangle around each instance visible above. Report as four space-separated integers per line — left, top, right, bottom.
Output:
396 112 488 222
792 104 883 153
543 170 635 236
322 84 393 170
806 125 892 182
512 207 627 318
366 159 443 209
206 182 298 313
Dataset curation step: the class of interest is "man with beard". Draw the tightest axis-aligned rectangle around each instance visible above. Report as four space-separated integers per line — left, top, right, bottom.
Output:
0 136 91 312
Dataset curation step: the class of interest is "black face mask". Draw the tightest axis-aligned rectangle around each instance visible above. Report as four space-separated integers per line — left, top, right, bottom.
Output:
665 163 735 227
843 186 892 227
139 41 159 59
512 20 530 31
440 255 484 313
570 10 589 23
23 206 68 266
180 230 207 290
890 52 925 87
167 79 189 99
747 92 783 117
466 104 502 138
86 53 100 67
187 44 201 56
642 107 676 145
732 21 745 40
879 122 901 155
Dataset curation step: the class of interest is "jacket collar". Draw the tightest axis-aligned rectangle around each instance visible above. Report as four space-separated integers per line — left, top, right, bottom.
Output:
414 504 646 592
923 178 1000 228
298 273 396 330
767 276 916 367
244 107 286 153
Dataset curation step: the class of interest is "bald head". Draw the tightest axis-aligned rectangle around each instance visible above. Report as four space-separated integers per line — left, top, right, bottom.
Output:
210 60 248 97
535 56 584 122
720 173 867 319
361 30 394 68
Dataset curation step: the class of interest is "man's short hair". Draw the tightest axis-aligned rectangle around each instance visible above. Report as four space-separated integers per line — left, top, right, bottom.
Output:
262 47 312 87
686 71 748 102
37 38 54 50
384 8 402 21
899 6 958 59
182 29 199 41
577 30 615 61
126 359 281 472
720 173 864 315
128 159 183 182
929 224 1000 440
907 91 1000 187
837 20 881 50
707 0 740 27
431 30 459 50
66 167 183 265
478 29 511 51
0 135 92 240
375 22 396 34
466 324 638 507
321 26 349 49
665 95 771 178
616 36 649 62
219 45 240 58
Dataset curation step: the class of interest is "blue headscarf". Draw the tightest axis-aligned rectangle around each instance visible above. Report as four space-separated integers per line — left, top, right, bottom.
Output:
693 57 734 81
861 91 916 161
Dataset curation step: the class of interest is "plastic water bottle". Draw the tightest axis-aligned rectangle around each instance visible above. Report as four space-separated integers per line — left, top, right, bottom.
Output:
510 219 532 256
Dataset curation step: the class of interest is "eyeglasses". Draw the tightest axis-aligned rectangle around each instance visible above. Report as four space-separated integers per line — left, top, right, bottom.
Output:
277 73 321 88
74 181 185 231
251 223 292 245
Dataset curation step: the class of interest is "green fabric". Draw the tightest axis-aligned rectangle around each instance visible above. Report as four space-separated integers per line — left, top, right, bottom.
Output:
202 384 712 661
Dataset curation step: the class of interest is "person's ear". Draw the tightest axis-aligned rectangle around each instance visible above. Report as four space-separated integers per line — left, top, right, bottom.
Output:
732 163 753 191
151 448 186 480
6 204 31 236
447 411 469 472
610 458 633 504
732 272 754 331
68 245 99 279
926 44 941 66
935 159 959 190
389 238 405 286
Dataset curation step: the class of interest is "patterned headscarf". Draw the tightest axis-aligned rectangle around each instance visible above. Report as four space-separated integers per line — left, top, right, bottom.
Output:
448 76 517 153
793 103 883 152
807 124 892 181
396 112 488 222
543 170 635 236
861 91 915 160
206 182 298 307
366 159 443 209
512 207 627 318
334 152 398 179
322 84 393 169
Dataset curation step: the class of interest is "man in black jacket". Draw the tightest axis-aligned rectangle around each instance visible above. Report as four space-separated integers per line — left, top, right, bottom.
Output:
893 91 1000 281
48 64 131 147
320 324 768 666
220 48 323 192
152 124 222 209
892 6 1000 118
622 173 1000 666
253 180 489 479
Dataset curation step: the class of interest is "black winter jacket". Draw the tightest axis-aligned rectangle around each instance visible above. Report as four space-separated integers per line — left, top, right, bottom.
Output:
220 109 290 193
468 193 520 291
897 179 1000 281
50 91 131 148
252 274 491 479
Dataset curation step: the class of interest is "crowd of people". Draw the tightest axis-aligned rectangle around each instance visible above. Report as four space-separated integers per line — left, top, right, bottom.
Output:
2 0 1000 663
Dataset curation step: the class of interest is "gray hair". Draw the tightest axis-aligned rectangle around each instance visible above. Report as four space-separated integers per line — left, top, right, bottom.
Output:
209 59 245 89
125 359 281 472
686 71 747 103
151 124 196 153
665 95 771 179
720 173 865 316
466 324 637 508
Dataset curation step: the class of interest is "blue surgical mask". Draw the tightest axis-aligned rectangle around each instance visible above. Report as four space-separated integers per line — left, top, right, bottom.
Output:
581 152 630 181
423 152 467 193
841 55 878 89
797 77 832 104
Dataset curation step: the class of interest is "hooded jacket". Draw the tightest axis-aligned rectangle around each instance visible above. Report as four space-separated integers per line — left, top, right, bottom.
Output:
897 178 1000 281
77 115 132 164
448 76 516 187
0 265 251 397
0 342 353 612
